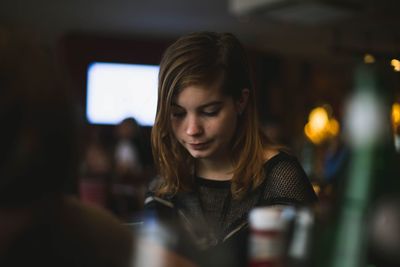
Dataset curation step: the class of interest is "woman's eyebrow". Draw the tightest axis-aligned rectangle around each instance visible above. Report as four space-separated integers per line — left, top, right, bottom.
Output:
198 101 223 109
171 101 223 109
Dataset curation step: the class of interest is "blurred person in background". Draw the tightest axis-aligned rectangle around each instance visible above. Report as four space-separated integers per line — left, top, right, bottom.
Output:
79 127 113 210
144 31 317 267
114 117 144 177
110 117 148 221
0 27 133 267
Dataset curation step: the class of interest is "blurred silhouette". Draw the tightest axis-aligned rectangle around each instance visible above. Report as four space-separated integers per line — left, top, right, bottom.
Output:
109 117 148 222
0 27 133 267
79 127 113 210
114 117 144 177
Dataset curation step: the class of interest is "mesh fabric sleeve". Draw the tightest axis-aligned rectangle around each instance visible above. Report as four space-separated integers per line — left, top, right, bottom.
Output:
261 153 318 205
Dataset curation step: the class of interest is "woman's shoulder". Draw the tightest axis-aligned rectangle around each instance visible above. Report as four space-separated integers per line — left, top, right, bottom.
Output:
259 150 318 205
263 147 280 162
263 149 302 171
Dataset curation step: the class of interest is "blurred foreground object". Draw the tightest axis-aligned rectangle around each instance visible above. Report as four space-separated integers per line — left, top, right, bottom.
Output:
320 64 399 267
248 206 293 266
247 205 315 267
0 27 133 267
132 216 198 267
368 196 400 267
328 64 386 267
286 207 315 267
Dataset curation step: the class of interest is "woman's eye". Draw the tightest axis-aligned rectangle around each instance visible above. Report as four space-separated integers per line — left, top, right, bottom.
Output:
171 112 185 118
202 110 219 116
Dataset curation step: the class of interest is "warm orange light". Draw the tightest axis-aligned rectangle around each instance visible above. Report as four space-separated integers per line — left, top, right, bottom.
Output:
391 59 400 72
309 107 329 132
305 123 324 145
312 183 321 196
304 105 340 145
328 118 340 136
392 102 400 127
364 53 375 64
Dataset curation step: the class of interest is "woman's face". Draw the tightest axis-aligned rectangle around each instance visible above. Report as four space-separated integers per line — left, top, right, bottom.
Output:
170 84 241 162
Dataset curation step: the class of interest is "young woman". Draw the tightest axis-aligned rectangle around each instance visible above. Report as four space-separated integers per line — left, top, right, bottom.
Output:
144 31 317 266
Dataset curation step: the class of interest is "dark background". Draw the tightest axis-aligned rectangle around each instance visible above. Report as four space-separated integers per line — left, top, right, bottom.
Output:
2 0 399 146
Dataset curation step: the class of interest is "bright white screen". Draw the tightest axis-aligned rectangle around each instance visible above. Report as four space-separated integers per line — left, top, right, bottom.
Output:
86 62 159 126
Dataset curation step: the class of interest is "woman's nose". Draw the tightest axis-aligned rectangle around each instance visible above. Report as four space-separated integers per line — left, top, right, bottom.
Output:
185 116 203 136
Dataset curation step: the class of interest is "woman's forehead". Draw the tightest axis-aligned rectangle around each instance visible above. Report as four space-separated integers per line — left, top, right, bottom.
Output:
172 84 227 106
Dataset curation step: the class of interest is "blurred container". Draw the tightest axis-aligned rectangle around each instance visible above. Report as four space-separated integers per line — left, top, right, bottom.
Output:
286 207 315 267
248 206 295 267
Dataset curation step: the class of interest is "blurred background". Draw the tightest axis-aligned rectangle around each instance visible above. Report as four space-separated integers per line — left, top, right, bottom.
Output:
1 0 399 232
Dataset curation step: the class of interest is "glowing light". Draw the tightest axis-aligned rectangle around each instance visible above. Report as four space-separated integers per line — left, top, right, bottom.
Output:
328 118 340 136
304 105 340 145
312 183 321 196
305 123 324 145
309 107 329 132
391 59 400 72
392 102 400 126
364 53 375 64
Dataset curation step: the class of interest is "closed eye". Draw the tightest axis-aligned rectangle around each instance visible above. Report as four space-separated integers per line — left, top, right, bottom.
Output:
170 103 186 118
201 104 222 117
201 110 219 116
171 111 186 118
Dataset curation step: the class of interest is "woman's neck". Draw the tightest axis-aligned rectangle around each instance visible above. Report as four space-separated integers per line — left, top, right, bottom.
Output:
195 158 233 181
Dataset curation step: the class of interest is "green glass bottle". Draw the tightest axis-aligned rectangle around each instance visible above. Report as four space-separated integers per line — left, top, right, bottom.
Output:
326 63 391 267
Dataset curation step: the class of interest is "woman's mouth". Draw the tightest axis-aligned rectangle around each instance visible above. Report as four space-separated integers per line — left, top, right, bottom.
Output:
188 141 210 150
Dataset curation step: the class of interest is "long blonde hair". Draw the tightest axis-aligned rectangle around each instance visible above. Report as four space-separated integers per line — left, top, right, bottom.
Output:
151 31 271 198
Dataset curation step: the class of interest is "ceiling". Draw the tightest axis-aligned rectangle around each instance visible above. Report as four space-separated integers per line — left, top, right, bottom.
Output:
1 0 400 61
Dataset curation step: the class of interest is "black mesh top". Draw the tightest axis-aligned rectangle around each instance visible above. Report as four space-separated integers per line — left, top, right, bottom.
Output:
193 151 317 240
196 178 230 237
144 151 317 266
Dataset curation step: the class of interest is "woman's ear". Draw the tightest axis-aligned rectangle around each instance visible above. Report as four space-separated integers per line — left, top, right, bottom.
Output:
236 88 250 114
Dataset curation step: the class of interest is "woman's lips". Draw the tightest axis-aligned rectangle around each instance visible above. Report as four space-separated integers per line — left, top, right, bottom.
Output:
188 141 210 150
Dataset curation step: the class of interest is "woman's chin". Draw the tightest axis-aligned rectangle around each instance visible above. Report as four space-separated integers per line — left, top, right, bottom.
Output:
188 149 211 159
